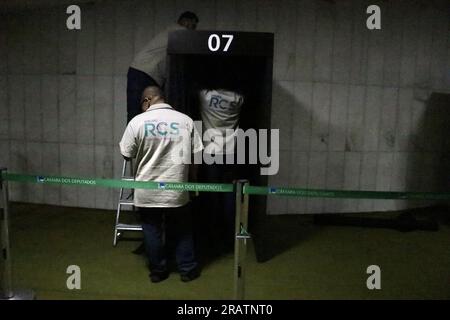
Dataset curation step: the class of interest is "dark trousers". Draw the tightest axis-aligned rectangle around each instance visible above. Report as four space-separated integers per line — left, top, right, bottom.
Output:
139 204 197 275
126 67 159 123
201 163 237 251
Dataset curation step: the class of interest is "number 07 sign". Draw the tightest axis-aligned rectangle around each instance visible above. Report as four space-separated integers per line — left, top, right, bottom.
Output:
167 30 274 57
207 34 234 52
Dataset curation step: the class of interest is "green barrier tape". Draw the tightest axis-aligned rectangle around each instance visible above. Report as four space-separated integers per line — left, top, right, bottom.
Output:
2 173 234 193
3 172 449 200
244 185 450 201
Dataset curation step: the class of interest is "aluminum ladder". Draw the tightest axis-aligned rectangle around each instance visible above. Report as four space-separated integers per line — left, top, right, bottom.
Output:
113 159 143 246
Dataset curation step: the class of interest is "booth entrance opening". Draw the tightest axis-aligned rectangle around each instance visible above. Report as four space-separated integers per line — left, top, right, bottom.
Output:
166 30 274 261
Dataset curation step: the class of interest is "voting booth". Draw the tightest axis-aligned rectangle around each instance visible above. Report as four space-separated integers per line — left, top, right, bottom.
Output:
166 30 274 261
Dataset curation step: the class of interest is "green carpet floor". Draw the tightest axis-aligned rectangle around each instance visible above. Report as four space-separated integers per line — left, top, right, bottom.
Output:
6 203 450 299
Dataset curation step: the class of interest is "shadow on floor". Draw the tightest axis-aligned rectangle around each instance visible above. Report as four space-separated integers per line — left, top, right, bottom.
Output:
249 214 322 263
314 205 449 231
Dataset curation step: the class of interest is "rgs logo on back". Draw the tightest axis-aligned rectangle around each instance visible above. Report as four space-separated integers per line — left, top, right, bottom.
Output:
209 95 241 110
144 121 180 137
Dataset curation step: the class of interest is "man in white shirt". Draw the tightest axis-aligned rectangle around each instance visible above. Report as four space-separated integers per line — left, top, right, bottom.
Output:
198 88 245 254
120 86 203 283
126 11 199 123
199 88 244 156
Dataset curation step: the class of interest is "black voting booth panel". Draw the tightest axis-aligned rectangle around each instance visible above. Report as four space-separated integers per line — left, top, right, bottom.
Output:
166 30 274 262
166 30 273 126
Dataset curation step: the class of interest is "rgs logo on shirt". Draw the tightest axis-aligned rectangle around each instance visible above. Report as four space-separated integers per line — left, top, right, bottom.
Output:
144 120 180 137
209 95 241 110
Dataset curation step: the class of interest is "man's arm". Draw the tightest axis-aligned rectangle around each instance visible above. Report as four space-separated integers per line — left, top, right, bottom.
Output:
119 124 138 159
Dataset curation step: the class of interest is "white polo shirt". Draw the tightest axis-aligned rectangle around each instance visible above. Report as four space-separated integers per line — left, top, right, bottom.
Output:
119 103 203 208
130 23 184 87
199 89 244 155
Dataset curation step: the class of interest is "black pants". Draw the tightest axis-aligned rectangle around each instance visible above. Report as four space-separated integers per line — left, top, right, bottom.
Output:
126 67 159 123
200 162 238 252
139 204 198 275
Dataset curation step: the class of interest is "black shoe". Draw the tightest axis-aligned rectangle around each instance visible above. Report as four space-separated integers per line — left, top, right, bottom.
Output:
180 268 201 282
150 271 169 283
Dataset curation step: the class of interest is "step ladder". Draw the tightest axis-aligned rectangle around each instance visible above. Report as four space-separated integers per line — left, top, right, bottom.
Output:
113 159 143 246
